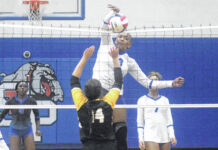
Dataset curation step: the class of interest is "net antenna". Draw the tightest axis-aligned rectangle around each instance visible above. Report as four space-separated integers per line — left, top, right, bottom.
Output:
23 0 48 23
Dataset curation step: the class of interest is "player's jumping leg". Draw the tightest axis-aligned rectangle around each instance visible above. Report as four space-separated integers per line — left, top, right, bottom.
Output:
113 108 128 150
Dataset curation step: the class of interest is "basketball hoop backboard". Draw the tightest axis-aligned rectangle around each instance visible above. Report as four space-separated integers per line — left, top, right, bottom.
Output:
23 0 49 22
0 0 85 20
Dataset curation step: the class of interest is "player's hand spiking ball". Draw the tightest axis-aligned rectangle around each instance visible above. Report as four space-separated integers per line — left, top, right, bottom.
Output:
108 4 120 13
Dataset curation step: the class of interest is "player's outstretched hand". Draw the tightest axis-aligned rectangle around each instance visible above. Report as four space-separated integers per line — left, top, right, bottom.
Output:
172 77 184 87
108 4 120 13
109 47 119 59
82 45 95 61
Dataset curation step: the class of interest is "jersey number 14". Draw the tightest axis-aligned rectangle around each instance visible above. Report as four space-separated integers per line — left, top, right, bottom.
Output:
92 108 104 123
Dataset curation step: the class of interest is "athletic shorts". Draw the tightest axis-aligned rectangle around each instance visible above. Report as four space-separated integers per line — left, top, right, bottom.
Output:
83 140 117 150
101 88 126 104
10 126 33 137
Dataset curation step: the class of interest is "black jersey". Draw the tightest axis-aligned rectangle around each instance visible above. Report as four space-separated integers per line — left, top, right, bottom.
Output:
78 100 115 143
71 68 122 143
0 96 40 130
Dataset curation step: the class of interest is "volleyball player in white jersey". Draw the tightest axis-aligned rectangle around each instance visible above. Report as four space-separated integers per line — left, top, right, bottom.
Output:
92 4 184 150
137 72 177 150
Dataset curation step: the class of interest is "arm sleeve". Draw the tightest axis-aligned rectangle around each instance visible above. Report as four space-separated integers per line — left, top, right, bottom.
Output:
70 75 81 89
112 67 123 89
137 97 144 141
128 58 173 89
31 98 40 121
101 11 114 45
166 98 175 138
70 76 88 111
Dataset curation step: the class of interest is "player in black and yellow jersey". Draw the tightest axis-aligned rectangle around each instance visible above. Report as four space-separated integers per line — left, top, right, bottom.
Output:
70 45 122 150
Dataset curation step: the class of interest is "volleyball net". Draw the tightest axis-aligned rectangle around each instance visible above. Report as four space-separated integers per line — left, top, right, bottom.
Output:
1 23 218 37
0 23 218 148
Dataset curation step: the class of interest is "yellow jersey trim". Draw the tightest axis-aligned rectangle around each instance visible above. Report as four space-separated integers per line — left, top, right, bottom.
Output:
71 88 120 110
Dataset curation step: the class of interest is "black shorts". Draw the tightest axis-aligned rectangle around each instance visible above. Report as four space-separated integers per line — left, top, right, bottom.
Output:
83 140 117 150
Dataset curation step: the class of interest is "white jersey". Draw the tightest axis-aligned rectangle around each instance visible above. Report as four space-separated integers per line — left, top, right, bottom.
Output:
137 95 175 143
0 131 9 150
92 14 173 95
93 43 146 95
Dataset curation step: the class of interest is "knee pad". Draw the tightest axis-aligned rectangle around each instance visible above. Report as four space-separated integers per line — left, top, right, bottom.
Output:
113 122 127 141
113 122 128 150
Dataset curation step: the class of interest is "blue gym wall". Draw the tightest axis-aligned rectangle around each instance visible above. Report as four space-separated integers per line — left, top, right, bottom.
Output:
0 37 218 148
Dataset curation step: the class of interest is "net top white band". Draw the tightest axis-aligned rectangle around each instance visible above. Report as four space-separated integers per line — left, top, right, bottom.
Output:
0 104 218 109
0 23 218 33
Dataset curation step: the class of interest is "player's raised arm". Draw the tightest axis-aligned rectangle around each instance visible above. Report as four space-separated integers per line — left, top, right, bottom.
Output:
103 4 120 28
72 46 95 78
101 4 120 45
71 46 95 111
109 46 120 68
103 47 123 108
109 46 122 90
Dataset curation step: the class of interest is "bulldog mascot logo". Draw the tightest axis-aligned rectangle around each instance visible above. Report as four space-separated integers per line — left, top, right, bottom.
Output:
0 62 63 102
0 62 64 142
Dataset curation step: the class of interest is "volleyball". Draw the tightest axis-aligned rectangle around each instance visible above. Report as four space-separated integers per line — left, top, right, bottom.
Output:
108 14 128 33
